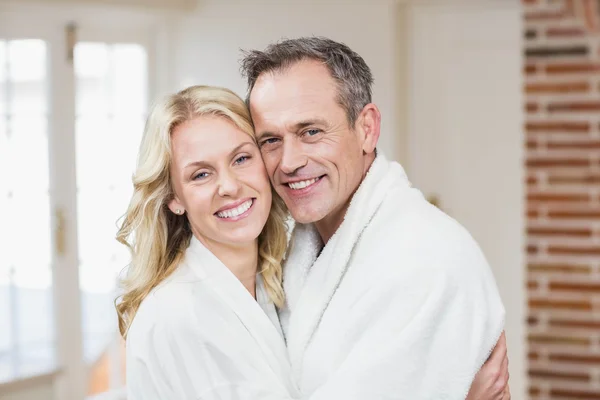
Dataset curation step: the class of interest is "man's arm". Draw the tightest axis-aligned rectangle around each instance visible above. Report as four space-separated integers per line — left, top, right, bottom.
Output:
466 332 510 400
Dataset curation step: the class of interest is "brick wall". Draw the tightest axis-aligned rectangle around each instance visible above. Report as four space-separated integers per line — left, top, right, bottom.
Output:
525 0 600 398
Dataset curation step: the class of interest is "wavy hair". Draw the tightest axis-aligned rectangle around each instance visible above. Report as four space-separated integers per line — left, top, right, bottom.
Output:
115 85 288 339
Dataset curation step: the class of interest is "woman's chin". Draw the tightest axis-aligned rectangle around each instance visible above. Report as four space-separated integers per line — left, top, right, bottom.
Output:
218 224 265 246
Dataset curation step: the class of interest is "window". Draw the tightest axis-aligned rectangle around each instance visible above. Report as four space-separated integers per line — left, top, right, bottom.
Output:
0 38 55 379
0 21 151 398
75 41 147 394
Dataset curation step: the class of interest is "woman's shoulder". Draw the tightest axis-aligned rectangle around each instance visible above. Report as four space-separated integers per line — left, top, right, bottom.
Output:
127 266 201 340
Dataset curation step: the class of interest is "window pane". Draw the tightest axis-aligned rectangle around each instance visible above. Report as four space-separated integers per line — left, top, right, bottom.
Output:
7 117 52 288
0 41 6 115
113 44 147 116
0 39 52 366
9 40 46 115
75 42 147 394
75 43 109 116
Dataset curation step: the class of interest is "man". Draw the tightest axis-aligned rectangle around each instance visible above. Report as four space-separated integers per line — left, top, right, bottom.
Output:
242 37 510 399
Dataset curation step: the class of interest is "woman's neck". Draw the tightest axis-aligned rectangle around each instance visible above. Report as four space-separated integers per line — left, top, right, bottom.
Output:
198 236 259 298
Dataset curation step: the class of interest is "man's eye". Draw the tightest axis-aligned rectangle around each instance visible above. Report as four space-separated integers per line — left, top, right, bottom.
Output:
261 138 280 146
305 129 321 137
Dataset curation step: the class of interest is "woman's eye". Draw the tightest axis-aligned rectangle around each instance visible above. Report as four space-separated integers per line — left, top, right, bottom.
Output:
193 172 209 180
234 155 249 165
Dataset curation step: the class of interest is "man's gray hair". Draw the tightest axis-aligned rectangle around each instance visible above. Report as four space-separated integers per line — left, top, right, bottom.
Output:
240 36 374 126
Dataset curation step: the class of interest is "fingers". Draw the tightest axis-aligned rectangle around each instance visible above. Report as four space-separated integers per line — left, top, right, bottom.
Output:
487 331 507 366
496 352 509 390
501 384 511 400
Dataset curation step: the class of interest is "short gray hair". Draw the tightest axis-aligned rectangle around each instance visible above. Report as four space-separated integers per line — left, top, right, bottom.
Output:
240 36 374 126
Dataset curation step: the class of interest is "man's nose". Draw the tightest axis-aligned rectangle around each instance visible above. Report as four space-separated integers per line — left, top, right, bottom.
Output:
280 138 308 175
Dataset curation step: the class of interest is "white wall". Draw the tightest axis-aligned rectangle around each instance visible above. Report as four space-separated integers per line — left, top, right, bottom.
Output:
406 1 526 398
166 0 401 161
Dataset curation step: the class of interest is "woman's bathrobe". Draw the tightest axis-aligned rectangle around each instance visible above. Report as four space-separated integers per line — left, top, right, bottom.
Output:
278 153 506 400
126 237 299 400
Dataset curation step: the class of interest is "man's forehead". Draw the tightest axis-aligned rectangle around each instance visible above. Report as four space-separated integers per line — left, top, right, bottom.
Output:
250 61 337 104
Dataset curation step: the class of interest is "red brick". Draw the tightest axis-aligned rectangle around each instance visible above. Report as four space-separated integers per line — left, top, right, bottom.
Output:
550 353 600 364
529 386 541 396
528 263 592 274
525 64 537 74
526 81 589 93
550 388 600 399
527 226 592 237
549 101 600 112
548 209 600 219
528 280 539 290
526 102 539 113
546 27 586 37
526 121 590 132
546 63 600 74
548 245 600 256
525 10 567 21
548 173 600 185
549 318 600 329
526 157 590 168
549 281 600 292
527 192 590 202
529 298 593 310
529 368 590 381
528 333 591 345
547 140 600 149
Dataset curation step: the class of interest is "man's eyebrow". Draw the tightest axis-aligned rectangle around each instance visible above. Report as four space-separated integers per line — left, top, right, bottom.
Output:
256 131 278 141
255 118 329 141
291 118 328 131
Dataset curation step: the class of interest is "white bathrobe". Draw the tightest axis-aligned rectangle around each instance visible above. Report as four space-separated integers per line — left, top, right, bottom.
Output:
279 153 506 400
126 237 299 400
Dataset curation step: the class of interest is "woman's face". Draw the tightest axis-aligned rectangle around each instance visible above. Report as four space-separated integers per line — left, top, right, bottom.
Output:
168 115 272 249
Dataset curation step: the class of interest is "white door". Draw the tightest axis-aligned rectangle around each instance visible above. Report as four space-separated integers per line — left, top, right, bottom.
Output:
405 1 525 398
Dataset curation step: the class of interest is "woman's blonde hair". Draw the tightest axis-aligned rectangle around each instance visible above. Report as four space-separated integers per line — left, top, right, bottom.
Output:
115 85 288 339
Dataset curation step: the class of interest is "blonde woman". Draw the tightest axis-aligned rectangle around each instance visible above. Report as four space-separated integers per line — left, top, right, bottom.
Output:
118 85 298 399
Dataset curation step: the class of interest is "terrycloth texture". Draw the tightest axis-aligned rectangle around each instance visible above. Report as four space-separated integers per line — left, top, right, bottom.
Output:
279 153 505 400
126 237 299 400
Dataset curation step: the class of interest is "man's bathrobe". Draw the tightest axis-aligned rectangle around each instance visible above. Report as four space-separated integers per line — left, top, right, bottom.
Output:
126 237 299 400
279 153 505 400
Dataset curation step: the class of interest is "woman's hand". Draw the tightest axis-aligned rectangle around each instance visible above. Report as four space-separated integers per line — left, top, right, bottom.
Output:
466 331 510 400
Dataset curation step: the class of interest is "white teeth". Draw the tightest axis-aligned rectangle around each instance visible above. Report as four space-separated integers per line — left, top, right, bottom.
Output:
217 199 253 219
288 178 318 190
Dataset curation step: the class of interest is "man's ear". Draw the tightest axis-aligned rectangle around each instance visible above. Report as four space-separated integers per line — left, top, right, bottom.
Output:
355 103 381 154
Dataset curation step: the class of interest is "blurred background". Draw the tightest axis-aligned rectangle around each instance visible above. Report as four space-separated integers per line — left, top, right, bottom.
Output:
0 0 596 399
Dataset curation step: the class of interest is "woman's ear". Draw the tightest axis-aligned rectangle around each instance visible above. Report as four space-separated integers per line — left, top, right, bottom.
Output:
168 197 185 215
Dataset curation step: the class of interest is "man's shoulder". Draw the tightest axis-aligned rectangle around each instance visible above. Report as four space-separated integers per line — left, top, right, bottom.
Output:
359 182 487 274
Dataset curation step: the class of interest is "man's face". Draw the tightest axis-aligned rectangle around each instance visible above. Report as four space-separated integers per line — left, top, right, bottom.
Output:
249 60 367 226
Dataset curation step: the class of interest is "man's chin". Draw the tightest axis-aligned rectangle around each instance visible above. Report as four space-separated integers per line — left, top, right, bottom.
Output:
288 206 327 225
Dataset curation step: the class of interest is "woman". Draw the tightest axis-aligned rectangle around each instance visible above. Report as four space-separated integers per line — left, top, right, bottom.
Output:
117 85 298 399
